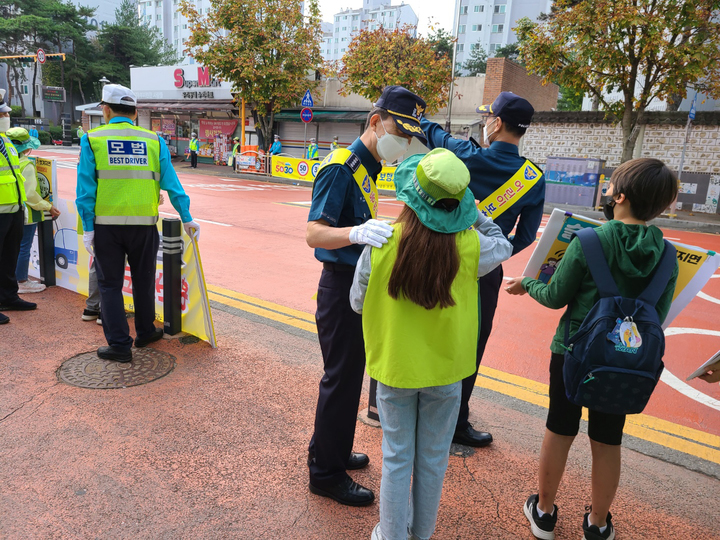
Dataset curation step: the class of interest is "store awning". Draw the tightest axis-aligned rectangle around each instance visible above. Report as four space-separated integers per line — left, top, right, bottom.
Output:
135 100 235 112
274 109 368 123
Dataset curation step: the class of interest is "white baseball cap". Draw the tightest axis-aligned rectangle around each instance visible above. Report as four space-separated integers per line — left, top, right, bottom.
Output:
100 84 137 107
0 89 11 113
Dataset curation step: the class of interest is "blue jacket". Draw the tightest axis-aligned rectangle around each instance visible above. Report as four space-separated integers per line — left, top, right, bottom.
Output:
76 117 193 232
421 118 545 255
269 141 282 155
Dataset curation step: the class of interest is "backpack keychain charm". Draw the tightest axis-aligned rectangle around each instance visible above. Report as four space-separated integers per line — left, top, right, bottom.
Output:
607 316 643 352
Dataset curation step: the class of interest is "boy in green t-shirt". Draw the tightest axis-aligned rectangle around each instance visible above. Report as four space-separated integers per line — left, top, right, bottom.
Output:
505 158 679 540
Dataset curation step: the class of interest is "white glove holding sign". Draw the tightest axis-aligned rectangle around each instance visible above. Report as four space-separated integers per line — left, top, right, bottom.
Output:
83 231 95 256
183 220 201 241
349 219 393 248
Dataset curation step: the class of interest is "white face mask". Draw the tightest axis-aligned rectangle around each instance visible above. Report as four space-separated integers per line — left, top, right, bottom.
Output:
0 116 10 133
483 118 498 146
375 119 410 163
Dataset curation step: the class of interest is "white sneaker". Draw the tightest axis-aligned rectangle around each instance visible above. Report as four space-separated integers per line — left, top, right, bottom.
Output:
371 523 383 540
97 317 102 325
18 281 46 294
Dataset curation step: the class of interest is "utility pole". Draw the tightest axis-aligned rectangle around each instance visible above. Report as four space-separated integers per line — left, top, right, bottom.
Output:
668 91 697 219
445 0 463 132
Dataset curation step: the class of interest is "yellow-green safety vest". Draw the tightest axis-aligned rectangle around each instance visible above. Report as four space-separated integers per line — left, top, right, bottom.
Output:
87 122 161 226
19 159 44 224
189 138 199 152
0 134 26 214
362 222 480 388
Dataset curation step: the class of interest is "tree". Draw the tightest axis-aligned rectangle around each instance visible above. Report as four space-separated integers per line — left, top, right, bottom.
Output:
493 43 520 62
180 0 323 151
516 1 720 162
338 26 452 114
426 26 454 61
557 86 583 111
462 44 487 76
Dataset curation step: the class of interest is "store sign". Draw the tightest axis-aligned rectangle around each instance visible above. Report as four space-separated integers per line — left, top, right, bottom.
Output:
198 119 238 139
182 91 215 99
174 67 222 89
162 118 176 136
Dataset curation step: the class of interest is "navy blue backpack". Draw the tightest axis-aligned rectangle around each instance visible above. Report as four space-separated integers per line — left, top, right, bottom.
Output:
563 228 676 415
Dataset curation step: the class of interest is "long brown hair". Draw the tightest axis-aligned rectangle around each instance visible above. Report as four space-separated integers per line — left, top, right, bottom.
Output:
387 206 460 310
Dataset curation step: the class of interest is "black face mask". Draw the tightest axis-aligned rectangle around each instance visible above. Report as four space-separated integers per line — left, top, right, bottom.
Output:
602 197 616 221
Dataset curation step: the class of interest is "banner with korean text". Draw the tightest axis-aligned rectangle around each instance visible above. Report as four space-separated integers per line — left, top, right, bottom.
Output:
523 208 720 329
270 155 397 189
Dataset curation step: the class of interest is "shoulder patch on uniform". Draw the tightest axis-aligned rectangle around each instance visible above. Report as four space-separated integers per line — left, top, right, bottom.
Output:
345 152 361 173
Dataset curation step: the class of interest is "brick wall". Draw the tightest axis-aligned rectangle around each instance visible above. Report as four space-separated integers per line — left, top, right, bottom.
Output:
482 58 559 112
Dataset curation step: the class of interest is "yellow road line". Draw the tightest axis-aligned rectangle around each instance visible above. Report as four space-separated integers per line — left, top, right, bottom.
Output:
208 287 720 464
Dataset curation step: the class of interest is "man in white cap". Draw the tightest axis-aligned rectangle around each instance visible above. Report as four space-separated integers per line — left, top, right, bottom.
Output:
75 83 200 362
189 132 199 168
0 88 37 324
269 134 282 156
306 137 319 160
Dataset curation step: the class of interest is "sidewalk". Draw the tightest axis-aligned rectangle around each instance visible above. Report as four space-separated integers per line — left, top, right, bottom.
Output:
1 286 718 539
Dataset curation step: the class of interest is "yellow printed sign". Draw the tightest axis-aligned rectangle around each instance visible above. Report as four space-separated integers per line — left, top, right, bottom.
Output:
270 155 397 189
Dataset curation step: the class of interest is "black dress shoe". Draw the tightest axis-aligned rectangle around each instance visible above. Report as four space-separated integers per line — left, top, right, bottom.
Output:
309 476 374 507
453 425 493 447
135 327 164 348
347 452 370 470
0 313 9 324
0 298 37 311
97 346 133 363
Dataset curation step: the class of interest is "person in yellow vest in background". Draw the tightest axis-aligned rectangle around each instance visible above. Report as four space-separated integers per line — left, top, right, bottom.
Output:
229 136 240 168
330 136 340 152
77 126 85 140
189 132 200 168
306 137 319 160
350 149 512 540
75 84 200 362
6 128 60 294
0 89 36 324
305 85 428 507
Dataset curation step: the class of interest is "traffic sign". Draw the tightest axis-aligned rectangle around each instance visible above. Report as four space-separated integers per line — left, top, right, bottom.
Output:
37 48 46 64
301 107 313 123
301 90 314 108
689 91 698 120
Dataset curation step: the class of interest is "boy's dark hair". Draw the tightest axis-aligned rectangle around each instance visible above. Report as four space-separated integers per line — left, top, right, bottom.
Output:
502 122 527 138
106 103 137 117
610 158 678 222
365 107 390 130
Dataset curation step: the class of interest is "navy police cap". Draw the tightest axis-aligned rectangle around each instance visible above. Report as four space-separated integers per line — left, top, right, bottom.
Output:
476 91 534 129
373 85 428 145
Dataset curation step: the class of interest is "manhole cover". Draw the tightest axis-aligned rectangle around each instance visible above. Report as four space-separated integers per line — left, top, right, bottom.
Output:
57 349 176 389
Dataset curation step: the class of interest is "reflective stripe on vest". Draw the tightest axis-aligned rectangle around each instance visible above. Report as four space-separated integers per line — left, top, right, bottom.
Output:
0 134 26 213
87 123 161 225
316 148 378 219
19 159 44 224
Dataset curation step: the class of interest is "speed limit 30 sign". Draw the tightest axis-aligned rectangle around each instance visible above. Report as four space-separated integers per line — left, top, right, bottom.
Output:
37 48 46 64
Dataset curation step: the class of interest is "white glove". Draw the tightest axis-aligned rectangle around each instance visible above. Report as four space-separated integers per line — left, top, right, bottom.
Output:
349 219 393 248
183 220 200 241
83 231 95 256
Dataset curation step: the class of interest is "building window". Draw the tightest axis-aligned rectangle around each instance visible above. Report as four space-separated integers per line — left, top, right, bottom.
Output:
494 5 506 13
335 38 339 42
474 5 483 12
470 43 479 50
352 26 358 31
343 15 347 19
174 25 178 32
335 27 339 33
157 13 162 19
489 43 498 52
352 15 358 20
460 5 468 14
472 24 482 31
458 44 464 52
334 48 338 53
388 22 393 28
335 16 339 22
458 24 466 33
390 11 394 16
156 0 161 6
174 11 178 18
183 24 187 29
341 37 346 41
341 48 346 52
492 24 504 33
342 26 346 30
22 85 29 94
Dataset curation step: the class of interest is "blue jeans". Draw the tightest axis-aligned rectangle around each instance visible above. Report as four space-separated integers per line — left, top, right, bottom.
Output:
15 222 37 282
377 381 461 540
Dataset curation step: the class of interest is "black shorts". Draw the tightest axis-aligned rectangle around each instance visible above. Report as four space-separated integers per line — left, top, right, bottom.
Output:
546 353 627 446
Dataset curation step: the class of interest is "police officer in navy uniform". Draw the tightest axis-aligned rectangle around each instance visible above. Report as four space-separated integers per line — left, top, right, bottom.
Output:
76 84 200 362
306 86 428 506
421 92 546 447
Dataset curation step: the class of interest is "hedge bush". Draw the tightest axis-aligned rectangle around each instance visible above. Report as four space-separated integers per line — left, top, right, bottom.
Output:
36 130 52 145
48 126 63 140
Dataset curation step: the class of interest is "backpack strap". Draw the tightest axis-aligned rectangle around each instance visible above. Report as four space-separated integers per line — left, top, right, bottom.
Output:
574 227 621 298
637 240 677 307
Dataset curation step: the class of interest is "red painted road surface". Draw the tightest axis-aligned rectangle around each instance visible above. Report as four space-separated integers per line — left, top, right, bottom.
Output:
46 150 720 438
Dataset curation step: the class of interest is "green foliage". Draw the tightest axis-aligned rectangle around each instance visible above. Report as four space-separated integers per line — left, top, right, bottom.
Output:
339 26 452 114
10 105 23 118
48 125 63 140
516 1 720 162
463 44 487 76
180 0 323 150
557 86 584 111
426 27 454 60
493 43 520 63
36 130 52 145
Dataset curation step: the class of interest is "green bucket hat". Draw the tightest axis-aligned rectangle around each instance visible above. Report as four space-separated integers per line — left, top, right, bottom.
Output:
6 127 41 154
394 148 477 234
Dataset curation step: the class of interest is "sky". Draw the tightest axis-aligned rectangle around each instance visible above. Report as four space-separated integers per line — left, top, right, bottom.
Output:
316 0 456 37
